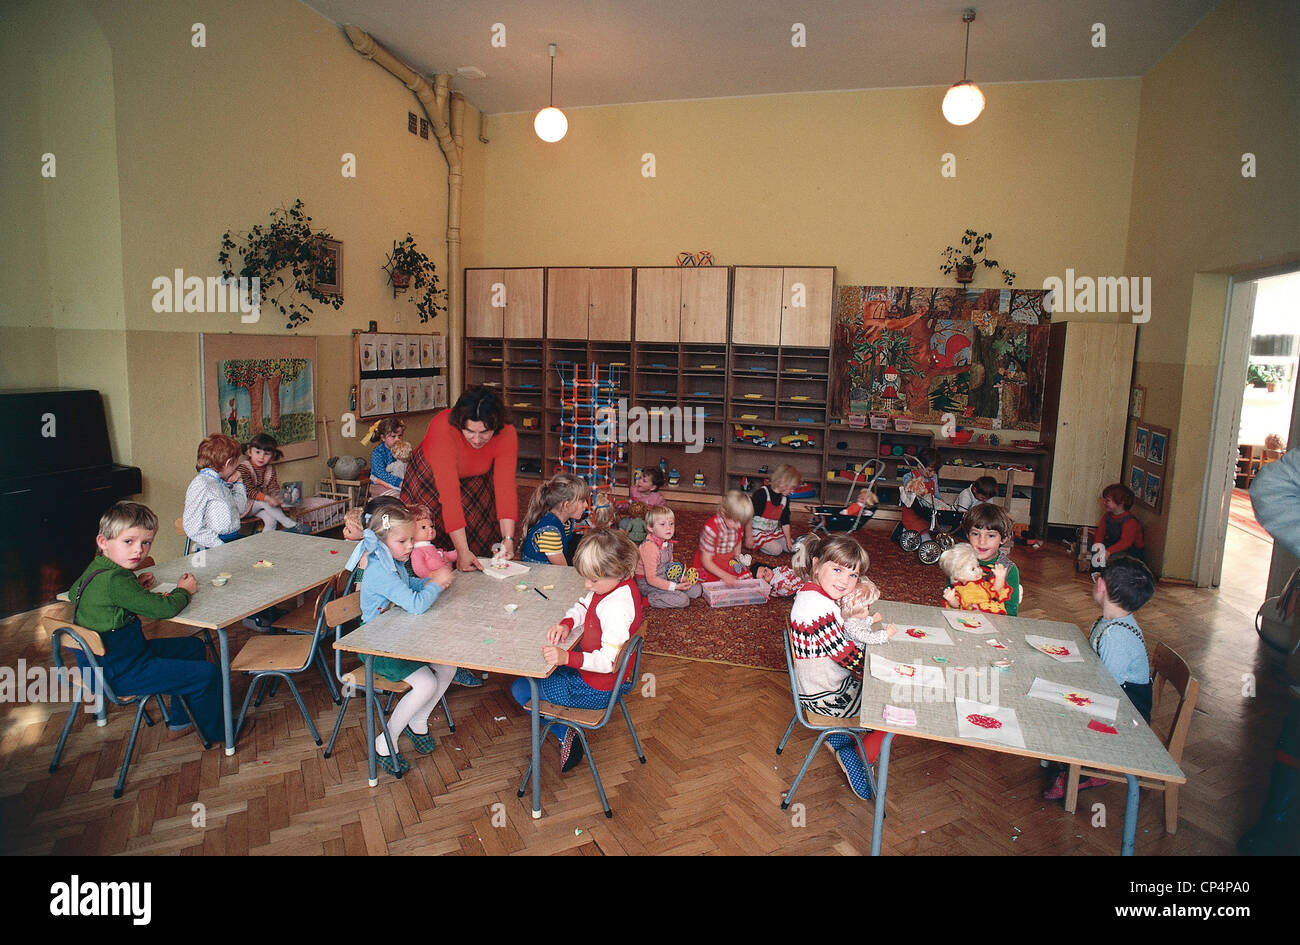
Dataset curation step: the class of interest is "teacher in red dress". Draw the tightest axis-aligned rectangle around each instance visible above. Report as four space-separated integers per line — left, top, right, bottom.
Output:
401 386 518 571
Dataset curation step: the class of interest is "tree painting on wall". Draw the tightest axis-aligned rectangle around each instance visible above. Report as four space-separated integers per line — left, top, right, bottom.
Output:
831 285 1051 431
202 335 318 461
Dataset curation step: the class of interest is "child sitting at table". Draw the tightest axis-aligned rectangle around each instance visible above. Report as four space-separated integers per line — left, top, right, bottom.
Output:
939 542 1012 614
788 533 890 800
345 504 456 776
235 433 309 534
183 433 249 549
512 528 644 773
1044 554 1156 801
67 501 222 745
959 503 1021 616
635 506 702 608
693 490 754 586
520 473 589 565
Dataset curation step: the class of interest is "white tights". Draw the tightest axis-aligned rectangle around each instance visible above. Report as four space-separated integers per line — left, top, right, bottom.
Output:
251 500 298 531
376 663 456 756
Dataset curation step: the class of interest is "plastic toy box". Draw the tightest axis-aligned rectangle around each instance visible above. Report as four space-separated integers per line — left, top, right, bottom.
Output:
700 578 770 608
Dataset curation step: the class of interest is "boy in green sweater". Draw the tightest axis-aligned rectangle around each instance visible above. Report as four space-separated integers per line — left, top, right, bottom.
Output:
66 501 222 744
958 503 1021 616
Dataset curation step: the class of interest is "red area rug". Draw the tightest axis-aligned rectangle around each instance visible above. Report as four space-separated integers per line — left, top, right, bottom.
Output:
1230 488 1273 542
516 487 947 671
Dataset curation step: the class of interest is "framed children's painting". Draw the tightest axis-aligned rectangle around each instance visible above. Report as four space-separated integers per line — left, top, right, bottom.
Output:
1129 465 1146 497
1143 471 1162 509
1135 427 1149 460
202 334 319 461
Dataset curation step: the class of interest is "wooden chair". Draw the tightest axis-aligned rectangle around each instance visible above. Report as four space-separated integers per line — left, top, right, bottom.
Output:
230 583 336 746
776 631 877 809
516 626 647 818
1064 642 1200 833
174 518 194 556
320 588 455 769
43 603 210 798
271 571 348 704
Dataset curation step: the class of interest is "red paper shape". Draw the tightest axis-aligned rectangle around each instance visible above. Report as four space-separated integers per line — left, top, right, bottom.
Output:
329 550 339 554
1042 644 1071 656
966 713 1002 730
1064 692 1093 707
1087 719 1118 735
906 628 926 639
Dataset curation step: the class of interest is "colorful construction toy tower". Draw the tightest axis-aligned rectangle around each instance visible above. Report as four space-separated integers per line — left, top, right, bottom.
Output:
554 361 622 493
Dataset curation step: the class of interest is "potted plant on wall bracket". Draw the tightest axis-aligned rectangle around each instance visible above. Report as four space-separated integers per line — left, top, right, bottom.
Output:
218 199 344 329
383 234 447 323
939 229 1016 286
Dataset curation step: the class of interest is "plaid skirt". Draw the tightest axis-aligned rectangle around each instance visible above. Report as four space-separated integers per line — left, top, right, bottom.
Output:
400 447 500 557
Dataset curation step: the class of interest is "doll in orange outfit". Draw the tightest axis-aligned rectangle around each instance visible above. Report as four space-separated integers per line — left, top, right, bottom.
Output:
938 543 1011 614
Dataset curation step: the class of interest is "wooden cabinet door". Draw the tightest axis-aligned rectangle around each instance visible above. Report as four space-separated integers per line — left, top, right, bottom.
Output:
635 268 680 342
465 269 504 337
680 267 729 343
588 268 633 341
731 267 782 346
503 268 544 338
1047 322 1136 525
779 267 834 348
546 268 589 338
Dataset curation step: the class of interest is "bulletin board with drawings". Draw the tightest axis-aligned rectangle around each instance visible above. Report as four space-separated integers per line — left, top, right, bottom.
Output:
354 330 448 419
1128 421 1171 514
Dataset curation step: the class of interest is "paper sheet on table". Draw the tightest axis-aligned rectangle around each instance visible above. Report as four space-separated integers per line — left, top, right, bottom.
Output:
1024 634 1086 662
892 623 955 645
476 558 532 580
870 653 947 688
955 697 1026 748
942 610 992 633
1027 677 1120 720
150 582 177 595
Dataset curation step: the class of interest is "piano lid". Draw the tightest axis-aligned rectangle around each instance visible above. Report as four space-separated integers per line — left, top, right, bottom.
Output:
0 388 116 479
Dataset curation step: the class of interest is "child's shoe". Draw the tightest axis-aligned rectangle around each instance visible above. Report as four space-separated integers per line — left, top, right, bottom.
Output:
826 742 873 800
452 667 484 688
560 728 586 773
1043 771 1107 800
404 727 437 754
376 751 410 777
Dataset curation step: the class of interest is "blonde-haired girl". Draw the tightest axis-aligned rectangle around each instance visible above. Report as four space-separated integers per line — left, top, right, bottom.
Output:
692 489 754 585
511 529 643 772
345 503 456 776
788 533 888 800
520 473 589 565
636 506 702 608
746 463 801 555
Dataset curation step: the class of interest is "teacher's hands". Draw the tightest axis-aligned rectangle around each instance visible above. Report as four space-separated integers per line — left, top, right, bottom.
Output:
457 554 484 573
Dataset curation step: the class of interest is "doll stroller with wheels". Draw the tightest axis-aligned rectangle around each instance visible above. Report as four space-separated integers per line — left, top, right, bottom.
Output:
810 464 886 535
896 454 964 565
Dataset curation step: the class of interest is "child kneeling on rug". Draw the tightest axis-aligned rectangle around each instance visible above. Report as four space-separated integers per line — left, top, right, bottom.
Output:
635 506 702 608
513 529 645 773
788 534 893 801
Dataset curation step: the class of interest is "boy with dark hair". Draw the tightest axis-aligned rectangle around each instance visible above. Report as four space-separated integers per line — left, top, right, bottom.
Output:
958 503 1021 616
954 474 999 512
1045 554 1155 800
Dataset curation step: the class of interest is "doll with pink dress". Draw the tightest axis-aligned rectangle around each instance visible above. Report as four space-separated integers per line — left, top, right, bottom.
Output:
409 505 457 579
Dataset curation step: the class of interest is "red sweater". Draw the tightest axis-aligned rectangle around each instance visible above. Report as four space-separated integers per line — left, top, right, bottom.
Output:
558 578 644 690
1095 512 1144 556
419 408 519 533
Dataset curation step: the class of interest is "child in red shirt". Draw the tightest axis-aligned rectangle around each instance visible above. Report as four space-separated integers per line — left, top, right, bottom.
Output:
1092 483 1145 568
692 490 754 586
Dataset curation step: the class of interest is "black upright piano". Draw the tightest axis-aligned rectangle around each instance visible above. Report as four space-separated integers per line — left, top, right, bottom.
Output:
0 389 143 617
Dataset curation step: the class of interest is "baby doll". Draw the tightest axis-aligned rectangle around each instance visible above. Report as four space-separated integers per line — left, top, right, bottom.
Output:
408 505 457 578
840 579 897 646
751 563 802 598
385 439 414 481
939 542 1011 614
588 491 619 529
839 488 878 517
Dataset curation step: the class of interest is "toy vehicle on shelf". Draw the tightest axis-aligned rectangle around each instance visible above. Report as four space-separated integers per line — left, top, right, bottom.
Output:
733 423 767 444
780 431 816 449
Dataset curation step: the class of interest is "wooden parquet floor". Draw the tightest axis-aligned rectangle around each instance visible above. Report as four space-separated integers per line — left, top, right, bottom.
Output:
0 522 1289 856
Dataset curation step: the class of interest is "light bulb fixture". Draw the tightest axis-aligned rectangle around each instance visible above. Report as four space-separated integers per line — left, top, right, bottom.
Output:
533 43 568 142
942 9 986 126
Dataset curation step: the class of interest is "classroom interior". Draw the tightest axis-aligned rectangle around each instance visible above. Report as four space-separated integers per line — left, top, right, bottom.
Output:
1 0 1297 856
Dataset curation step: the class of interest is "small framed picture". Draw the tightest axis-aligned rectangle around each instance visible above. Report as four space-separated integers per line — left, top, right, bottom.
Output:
1148 432 1167 466
1135 427 1149 460
1130 385 1146 419
1129 465 1146 496
281 481 303 507
1143 471 1161 509
313 239 343 297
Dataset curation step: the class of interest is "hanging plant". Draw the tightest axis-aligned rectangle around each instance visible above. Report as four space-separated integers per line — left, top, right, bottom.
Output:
383 234 447 323
218 199 343 329
939 229 1016 286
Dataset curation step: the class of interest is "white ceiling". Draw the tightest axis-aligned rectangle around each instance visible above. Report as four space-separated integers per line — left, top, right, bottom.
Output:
301 0 1219 114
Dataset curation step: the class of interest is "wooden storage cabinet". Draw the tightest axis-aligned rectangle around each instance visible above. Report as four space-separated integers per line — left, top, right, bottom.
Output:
465 267 543 338
779 268 834 347
547 268 633 341
731 268 783 345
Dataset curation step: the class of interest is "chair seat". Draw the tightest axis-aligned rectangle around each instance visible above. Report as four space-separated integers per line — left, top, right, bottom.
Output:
341 666 410 694
531 700 606 726
140 619 202 640
231 634 316 673
271 596 321 632
804 710 861 729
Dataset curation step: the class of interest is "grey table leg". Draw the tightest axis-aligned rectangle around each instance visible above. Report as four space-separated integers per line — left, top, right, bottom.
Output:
365 657 378 788
218 627 235 756
871 732 895 856
530 678 542 819
1121 773 1140 856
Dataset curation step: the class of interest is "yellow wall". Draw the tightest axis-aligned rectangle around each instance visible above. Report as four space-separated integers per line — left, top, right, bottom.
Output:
1 0 465 558
1124 0 1300 578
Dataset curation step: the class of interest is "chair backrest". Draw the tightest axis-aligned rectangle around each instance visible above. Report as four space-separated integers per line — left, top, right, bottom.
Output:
40 603 139 706
1151 642 1199 764
583 625 645 729
175 518 194 555
782 631 817 730
324 589 363 681
289 582 337 672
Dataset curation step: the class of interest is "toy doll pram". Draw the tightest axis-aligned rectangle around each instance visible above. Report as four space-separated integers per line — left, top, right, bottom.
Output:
810 464 887 535
896 453 964 565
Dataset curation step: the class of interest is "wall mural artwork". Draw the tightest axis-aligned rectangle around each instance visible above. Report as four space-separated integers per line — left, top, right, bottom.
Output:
830 285 1052 431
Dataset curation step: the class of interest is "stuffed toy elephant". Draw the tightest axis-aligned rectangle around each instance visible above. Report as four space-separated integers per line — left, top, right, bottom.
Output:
327 455 368 480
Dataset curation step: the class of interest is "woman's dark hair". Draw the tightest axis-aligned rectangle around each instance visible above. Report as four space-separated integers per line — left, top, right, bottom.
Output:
245 432 283 461
450 385 509 433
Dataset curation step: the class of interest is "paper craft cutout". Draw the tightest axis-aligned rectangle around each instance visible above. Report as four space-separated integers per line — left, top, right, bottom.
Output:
1024 634 1085 663
1088 719 1118 735
870 653 946 689
503 603 519 614
882 704 917 726
955 697 1026 748
1027 677 1119 720
476 558 531 580
897 624 954 646
985 638 1007 650
943 610 991 633
253 559 273 568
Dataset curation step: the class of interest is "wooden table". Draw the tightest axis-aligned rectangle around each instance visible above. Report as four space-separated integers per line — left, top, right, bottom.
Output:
858 600 1185 856
142 531 354 754
333 564 589 816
